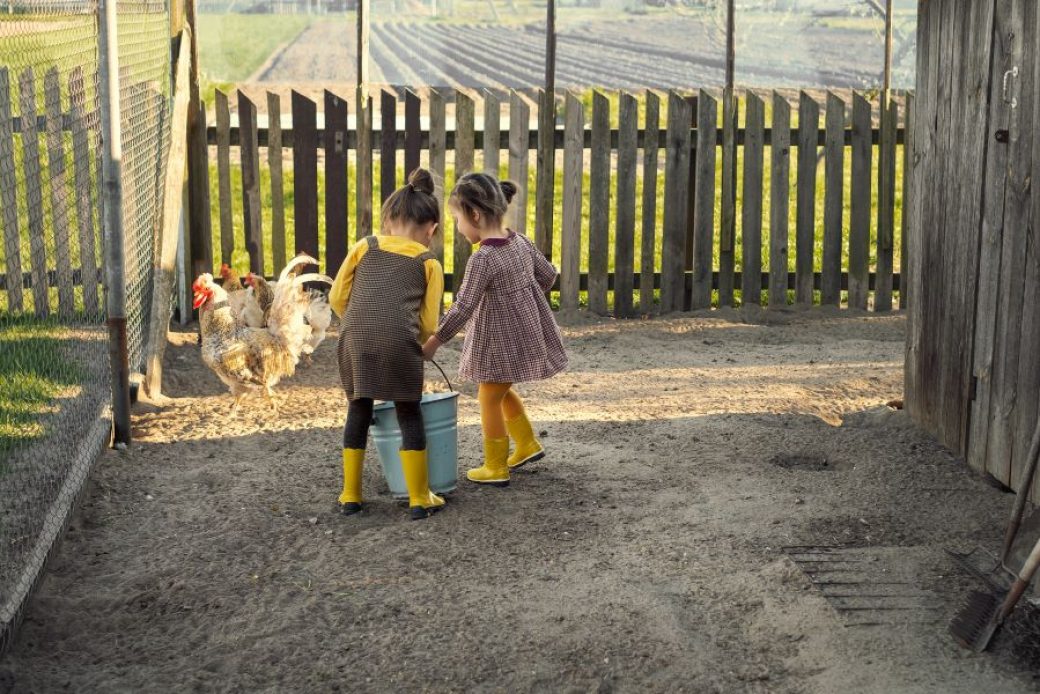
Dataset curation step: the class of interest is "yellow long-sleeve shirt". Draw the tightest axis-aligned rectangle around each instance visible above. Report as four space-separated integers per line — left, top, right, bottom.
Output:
329 234 444 343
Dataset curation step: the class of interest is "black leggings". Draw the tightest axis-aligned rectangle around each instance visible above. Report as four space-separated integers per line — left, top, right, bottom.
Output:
343 398 425 451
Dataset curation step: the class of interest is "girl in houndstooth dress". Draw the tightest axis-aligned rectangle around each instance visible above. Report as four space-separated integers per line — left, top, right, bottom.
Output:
329 169 447 521
423 173 566 487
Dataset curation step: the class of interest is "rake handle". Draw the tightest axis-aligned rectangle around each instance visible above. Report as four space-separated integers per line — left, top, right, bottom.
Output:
1001 408 1040 563
999 535 1040 622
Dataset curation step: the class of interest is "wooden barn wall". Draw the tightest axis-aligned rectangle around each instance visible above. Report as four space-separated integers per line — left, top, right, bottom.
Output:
908 0 1040 501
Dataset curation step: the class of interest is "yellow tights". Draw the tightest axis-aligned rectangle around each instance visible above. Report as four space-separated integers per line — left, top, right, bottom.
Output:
477 382 525 439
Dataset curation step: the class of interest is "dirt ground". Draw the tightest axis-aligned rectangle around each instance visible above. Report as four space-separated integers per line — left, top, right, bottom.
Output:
3 309 1039 692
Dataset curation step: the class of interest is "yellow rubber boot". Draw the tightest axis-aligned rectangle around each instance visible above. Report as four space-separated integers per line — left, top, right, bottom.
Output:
400 449 445 521
339 448 365 515
467 437 510 486
506 413 545 469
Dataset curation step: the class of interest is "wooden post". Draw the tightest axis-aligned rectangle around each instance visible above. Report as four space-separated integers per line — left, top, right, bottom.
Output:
19 68 48 317
901 92 913 308
405 89 421 178
429 89 446 262
453 90 475 294
325 90 349 275
356 92 373 236
875 97 898 312
44 68 74 317
849 92 872 310
640 90 660 315
691 90 716 310
560 91 583 311
215 90 233 265
143 31 191 401
292 90 319 266
184 0 208 282
380 89 397 205
742 91 764 306
588 91 610 316
483 89 500 175
508 90 530 235
719 88 737 307
615 91 638 319
768 92 791 308
661 91 691 314
821 91 845 306
69 67 100 316
268 91 286 269
535 87 555 262
238 91 263 276
795 91 819 307
0 69 22 314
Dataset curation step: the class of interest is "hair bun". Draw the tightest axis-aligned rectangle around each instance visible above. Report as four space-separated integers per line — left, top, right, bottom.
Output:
499 180 518 205
407 168 435 196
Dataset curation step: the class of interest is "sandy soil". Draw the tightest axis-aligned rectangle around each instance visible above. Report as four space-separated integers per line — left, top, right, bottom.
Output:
2 309 1039 692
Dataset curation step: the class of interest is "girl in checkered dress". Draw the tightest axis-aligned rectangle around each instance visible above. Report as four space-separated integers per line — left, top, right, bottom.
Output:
328 169 446 520
423 173 566 487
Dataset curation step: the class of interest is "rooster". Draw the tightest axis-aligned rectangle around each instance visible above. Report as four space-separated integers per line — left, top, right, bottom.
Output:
192 270 330 408
247 254 334 363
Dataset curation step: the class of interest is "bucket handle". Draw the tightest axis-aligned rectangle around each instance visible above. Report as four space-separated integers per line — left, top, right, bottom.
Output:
429 359 454 393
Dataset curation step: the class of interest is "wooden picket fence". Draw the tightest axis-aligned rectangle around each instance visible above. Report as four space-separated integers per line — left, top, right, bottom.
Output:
0 65 104 319
190 87 912 316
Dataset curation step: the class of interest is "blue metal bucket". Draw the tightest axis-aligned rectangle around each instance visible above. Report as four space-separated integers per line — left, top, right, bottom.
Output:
371 392 459 499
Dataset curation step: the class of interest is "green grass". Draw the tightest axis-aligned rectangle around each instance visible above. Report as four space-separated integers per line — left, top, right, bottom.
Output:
197 13 318 85
0 319 84 462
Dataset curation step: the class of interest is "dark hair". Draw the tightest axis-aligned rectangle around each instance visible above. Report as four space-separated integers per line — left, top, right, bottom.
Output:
381 168 440 229
449 172 517 226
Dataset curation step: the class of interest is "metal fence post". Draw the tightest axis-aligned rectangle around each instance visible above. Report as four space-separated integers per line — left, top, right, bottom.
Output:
98 0 132 448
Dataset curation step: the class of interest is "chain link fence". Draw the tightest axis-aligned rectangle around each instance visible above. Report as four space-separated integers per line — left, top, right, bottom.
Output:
0 0 171 655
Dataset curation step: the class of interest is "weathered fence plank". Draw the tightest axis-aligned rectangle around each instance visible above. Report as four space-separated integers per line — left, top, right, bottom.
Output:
561 91 584 311
380 89 396 204
684 95 697 311
453 91 475 293
483 89 500 176
324 90 349 274
769 92 791 308
614 92 638 319
719 88 737 307
215 90 233 265
588 91 610 316
238 91 263 276
188 101 213 285
405 89 421 178
691 90 716 310
356 90 373 235
640 90 660 314
822 91 845 306
508 90 529 235
535 87 555 261
875 97 898 311
429 89 446 263
661 91 691 313
267 91 286 270
19 68 48 316
69 67 98 316
742 91 764 306
0 68 22 313
901 92 914 308
291 90 319 267
43 68 74 316
849 92 872 310
795 91 819 306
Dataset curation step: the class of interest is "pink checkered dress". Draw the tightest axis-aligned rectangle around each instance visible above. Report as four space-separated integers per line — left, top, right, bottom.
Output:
436 231 567 383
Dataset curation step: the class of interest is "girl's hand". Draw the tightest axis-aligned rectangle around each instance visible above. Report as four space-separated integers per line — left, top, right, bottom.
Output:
422 336 442 361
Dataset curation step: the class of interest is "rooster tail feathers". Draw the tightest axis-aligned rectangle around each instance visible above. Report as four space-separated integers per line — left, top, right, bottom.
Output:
277 253 319 285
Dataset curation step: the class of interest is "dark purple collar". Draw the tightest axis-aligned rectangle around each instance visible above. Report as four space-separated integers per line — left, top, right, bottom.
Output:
481 230 515 247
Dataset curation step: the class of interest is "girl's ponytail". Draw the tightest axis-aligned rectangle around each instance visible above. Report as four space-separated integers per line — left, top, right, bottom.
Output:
381 167 440 228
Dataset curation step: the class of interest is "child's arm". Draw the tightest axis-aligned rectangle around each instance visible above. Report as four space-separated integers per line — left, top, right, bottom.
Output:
426 253 492 353
419 258 445 343
328 240 369 318
525 234 558 292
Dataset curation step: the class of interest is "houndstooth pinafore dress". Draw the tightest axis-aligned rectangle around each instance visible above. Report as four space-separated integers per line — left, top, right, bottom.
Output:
338 235 436 402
